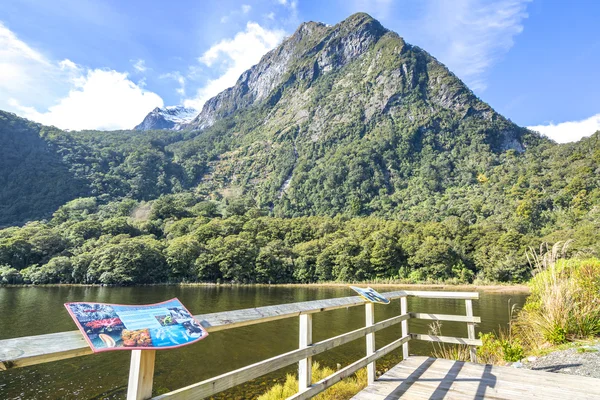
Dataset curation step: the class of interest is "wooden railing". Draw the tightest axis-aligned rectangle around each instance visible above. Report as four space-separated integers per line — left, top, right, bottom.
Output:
0 290 482 399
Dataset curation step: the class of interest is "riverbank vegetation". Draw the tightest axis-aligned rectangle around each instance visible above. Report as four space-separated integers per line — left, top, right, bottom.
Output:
1 193 600 285
515 256 600 351
435 252 600 365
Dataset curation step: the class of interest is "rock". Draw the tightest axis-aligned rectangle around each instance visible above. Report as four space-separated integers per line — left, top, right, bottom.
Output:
512 361 523 368
527 356 537 362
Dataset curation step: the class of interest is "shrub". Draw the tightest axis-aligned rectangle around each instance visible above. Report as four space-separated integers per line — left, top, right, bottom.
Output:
477 333 503 364
476 332 524 364
501 338 525 362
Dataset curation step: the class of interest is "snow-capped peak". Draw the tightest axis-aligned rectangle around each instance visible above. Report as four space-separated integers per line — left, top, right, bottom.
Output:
134 106 198 131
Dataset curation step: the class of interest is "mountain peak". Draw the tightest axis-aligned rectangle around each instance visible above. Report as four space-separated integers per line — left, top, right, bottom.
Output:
184 13 389 131
341 12 377 26
134 106 197 131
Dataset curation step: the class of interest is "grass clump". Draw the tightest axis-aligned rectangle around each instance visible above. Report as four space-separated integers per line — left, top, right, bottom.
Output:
257 362 367 400
428 321 471 362
515 253 600 351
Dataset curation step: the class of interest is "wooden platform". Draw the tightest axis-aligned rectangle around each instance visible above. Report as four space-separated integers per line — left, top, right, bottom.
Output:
351 356 600 400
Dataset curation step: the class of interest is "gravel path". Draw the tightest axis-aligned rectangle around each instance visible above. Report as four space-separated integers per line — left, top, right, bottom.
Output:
523 344 600 379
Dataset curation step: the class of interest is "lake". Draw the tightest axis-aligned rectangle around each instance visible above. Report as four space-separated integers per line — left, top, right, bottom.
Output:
0 285 528 399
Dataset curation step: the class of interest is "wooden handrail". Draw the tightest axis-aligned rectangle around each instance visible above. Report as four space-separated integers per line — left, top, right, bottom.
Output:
0 290 478 370
0 290 481 400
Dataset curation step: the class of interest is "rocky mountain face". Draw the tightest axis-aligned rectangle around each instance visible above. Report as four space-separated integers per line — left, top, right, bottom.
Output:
186 14 388 130
171 12 535 216
184 13 525 152
135 106 197 131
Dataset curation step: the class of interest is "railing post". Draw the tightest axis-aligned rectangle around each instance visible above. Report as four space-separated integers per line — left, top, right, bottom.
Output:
465 299 477 362
298 313 313 391
365 302 375 385
400 296 409 360
127 350 156 400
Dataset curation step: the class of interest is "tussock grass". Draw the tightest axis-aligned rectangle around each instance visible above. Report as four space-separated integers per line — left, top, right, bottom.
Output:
257 362 367 400
515 256 600 351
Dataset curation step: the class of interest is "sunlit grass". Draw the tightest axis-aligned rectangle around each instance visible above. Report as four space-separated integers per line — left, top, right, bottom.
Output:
515 257 600 351
257 362 367 400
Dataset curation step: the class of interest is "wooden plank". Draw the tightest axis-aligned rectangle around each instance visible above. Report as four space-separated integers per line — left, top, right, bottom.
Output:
409 313 481 323
400 297 408 360
298 313 312 391
288 335 411 400
353 357 600 400
410 333 482 346
127 350 156 400
153 313 410 399
0 330 92 370
465 299 477 362
401 291 479 300
389 356 600 391
365 303 376 385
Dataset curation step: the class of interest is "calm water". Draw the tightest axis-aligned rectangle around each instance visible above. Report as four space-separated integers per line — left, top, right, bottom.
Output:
0 286 528 399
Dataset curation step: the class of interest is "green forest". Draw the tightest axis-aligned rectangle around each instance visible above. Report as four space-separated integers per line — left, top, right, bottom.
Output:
1 154 599 285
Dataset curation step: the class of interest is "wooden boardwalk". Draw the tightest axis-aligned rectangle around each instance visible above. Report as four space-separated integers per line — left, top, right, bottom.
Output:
352 356 600 400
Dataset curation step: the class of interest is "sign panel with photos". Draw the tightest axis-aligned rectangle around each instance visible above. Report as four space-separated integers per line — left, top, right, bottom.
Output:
65 298 208 352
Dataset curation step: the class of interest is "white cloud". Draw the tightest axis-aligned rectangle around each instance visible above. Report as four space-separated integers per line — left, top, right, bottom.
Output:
184 22 285 110
266 12 276 20
412 0 530 92
0 21 74 111
242 4 252 14
0 21 163 130
11 69 163 131
132 59 147 73
528 114 600 143
160 71 187 96
276 0 298 18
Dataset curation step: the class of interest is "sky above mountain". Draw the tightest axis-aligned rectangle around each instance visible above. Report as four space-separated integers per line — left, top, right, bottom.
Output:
1 0 598 142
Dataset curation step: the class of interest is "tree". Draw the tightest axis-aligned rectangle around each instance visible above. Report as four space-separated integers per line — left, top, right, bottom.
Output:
165 235 204 281
86 237 167 284
255 240 294 283
52 197 98 224
201 236 258 283
0 238 32 270
0 265 22 284
408 236 461 281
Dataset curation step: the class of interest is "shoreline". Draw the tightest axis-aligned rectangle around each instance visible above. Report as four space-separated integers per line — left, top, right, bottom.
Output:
0 282 530 293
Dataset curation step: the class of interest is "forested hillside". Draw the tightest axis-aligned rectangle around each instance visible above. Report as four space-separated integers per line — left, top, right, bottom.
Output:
0 113 88 225
0 13 599 284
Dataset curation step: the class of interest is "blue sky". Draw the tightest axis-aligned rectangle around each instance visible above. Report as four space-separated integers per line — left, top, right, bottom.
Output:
1 0 599 142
